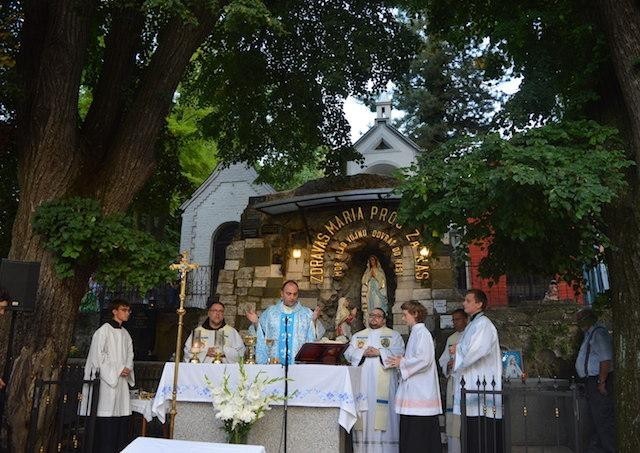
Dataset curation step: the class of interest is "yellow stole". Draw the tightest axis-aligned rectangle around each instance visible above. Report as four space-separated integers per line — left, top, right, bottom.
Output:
354 327 395 431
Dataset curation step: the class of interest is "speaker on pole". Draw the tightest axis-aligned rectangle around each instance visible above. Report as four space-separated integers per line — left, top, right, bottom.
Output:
0 259 40 312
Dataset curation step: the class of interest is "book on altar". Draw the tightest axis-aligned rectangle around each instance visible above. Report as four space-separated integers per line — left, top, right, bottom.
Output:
295 342 349 365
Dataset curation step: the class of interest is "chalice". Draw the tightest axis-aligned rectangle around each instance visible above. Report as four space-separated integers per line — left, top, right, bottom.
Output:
243 335 257 364
189 339 203 363
265 338 278 364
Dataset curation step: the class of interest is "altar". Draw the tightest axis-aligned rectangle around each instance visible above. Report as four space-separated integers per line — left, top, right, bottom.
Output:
151 363 366 452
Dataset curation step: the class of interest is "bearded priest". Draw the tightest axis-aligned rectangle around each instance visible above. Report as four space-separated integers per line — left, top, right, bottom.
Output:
344 308 405 453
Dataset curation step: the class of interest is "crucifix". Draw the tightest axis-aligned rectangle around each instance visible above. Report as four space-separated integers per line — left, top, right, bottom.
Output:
168 251 199 439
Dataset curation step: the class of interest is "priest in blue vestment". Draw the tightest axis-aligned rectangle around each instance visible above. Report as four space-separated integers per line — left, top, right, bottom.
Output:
246 280 316 364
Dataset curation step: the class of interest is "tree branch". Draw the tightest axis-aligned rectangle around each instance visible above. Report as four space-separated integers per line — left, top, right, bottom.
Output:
81 1 145 162
95 5 223 213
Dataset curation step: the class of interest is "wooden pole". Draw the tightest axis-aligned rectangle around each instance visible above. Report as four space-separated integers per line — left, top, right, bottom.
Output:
168 251 198 439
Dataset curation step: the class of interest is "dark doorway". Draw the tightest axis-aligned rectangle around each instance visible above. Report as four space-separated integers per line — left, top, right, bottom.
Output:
210 222 239 298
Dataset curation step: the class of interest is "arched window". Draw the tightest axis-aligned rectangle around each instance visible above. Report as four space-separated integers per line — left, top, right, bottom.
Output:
210 222 239 298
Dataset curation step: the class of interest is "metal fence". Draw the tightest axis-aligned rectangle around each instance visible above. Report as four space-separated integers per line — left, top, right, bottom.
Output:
460 376 587 453
25 361 166 452
26 365 100 453
87 266 214 312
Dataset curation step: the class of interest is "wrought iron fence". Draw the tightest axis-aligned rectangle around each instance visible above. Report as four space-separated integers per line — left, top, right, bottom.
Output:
86 266 214 311
460 376 587 453
26 365 100 453
26 360 167 452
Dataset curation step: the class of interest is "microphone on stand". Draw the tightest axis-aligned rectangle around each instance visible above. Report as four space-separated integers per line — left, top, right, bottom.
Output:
283 315 290 453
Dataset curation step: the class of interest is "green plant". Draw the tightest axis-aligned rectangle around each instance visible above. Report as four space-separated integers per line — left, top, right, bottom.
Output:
32 197 176 292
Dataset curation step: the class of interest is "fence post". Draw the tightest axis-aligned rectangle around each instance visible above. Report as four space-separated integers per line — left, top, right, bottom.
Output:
84 369 100 453
503 379 510 453
571 377 582 453
460 376 466 453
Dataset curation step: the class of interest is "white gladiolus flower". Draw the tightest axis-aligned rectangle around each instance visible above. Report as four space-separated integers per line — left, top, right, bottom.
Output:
205 363 290 440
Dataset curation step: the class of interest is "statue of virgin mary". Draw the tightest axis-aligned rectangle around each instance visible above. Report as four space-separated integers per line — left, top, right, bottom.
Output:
361 255 388 315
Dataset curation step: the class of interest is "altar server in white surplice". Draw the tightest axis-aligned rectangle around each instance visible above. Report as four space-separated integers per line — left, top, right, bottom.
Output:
344 308 405 453
182 301 245 363
387 301 442 453
452 289 503 453
246 280 316 364
83 299 135 453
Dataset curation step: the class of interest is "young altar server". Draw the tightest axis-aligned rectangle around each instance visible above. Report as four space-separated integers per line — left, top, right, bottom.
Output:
182 301 245 363
386 301 442 453
83 298 135 453
344 308 405 452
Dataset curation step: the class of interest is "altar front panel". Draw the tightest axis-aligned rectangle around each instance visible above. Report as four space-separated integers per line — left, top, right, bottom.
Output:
174 402 345 453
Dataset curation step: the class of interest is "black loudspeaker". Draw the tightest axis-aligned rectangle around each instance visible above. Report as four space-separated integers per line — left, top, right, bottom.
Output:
0 259 40 312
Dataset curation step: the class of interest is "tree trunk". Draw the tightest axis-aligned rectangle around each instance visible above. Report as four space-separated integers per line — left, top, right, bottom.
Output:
596 0 640 451
2 1 222 449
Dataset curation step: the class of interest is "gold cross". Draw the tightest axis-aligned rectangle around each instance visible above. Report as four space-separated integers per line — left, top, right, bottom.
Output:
169 250 199 278
168 251 199 439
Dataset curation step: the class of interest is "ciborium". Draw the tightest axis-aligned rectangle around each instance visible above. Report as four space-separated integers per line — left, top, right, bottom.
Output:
212 346 224 364
243 335 257 364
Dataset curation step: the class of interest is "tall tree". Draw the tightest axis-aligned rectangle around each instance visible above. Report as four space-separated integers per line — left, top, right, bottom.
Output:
394 18 505 149
0 0 417 449
399 1 640 449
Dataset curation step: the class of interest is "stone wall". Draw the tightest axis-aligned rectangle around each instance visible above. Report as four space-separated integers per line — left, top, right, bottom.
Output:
432 301 585 379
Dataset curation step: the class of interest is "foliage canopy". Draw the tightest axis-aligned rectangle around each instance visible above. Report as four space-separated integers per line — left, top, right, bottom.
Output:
398 121 633 281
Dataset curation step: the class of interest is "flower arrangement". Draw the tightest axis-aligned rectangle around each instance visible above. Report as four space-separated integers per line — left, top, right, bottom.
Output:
205 362 291 444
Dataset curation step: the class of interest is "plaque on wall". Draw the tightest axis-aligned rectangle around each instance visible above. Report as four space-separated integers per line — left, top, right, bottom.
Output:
434 300 447 314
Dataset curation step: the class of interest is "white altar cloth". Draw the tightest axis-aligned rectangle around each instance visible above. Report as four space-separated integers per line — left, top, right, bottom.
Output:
122 437 266 453
151 363 366 431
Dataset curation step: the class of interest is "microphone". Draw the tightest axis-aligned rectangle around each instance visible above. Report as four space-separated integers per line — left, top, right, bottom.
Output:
283 314 290 453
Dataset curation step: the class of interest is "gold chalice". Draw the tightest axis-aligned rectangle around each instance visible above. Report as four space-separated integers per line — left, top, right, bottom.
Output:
265 338 278 364
243 335 257 364
189 340 203 363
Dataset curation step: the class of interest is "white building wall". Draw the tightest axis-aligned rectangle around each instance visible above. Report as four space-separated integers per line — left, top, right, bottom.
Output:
179 163 274 266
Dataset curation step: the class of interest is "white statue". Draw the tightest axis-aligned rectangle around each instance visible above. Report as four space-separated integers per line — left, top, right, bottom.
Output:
361 255 388 315
334 297 357 343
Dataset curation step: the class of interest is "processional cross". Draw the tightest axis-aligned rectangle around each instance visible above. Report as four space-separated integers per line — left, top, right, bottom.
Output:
168 251 199 439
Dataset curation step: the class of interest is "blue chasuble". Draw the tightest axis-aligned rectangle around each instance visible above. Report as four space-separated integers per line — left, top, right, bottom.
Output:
255 301 316 364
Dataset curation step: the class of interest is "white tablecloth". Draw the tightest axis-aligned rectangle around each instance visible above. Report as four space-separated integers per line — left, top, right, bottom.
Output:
122 437 266 453
130 397 154 422
151 363 366 431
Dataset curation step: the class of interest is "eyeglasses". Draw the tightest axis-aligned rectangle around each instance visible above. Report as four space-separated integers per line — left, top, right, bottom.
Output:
368 314 384 318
